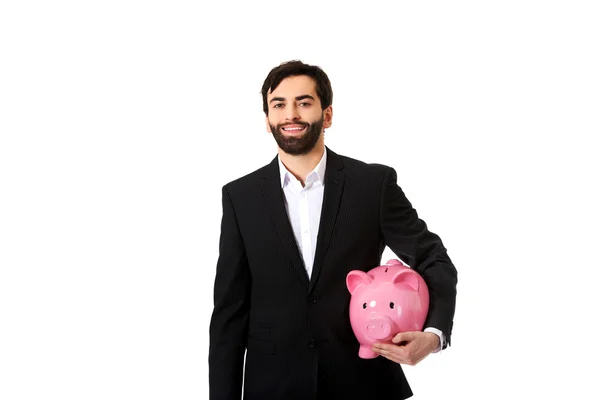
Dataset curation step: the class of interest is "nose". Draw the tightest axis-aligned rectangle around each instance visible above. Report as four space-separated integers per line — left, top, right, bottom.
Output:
285 104 300 121
366 316 394 340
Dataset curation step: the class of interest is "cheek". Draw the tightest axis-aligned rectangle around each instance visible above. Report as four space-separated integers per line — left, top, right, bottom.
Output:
266 117 277 131
394 307 403 318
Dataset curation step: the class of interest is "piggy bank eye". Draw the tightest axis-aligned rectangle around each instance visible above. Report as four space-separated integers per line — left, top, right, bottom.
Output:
389 302 395 309
362 303 367 309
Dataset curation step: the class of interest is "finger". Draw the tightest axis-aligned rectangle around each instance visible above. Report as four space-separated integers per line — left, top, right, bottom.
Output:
374 342 426 366
372 343 388 351
377 348 411 365
376 347 415 365
373 347 401 362
392 331 416 344
373 343 401 352
373 344 407 359
392 333 404 344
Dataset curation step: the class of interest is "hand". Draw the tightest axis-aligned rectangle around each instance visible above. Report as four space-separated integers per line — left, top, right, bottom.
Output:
372 331 439 366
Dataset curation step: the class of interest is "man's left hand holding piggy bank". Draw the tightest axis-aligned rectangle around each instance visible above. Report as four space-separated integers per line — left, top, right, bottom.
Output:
372 331 440 365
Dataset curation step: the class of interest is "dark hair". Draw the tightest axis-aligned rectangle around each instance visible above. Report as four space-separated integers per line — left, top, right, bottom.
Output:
261 60 333 115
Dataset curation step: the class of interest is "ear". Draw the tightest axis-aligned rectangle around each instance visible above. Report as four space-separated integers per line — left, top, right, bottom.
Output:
323 105 333 129
392 269 420 291
265 115 272 133
346 270 373 294
385 258 409 267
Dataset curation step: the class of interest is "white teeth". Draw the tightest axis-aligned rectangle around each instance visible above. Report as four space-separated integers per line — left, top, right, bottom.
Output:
283 126 304 131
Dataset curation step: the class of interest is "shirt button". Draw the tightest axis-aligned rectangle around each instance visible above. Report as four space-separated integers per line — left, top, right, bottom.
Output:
309 340 316 348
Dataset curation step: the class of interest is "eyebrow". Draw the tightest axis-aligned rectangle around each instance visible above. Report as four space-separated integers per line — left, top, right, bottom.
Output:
269 94 316 103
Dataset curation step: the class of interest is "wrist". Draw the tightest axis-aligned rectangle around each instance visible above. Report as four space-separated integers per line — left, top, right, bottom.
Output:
424 332 439 351
423 327 444 353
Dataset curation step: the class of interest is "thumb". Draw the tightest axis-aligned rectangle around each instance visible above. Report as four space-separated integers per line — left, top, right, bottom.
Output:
392 331 414 344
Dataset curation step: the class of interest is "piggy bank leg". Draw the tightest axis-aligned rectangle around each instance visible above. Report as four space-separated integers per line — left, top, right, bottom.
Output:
358 345 378 359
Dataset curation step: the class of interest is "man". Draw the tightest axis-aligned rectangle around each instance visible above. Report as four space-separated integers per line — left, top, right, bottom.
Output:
209 60 457 399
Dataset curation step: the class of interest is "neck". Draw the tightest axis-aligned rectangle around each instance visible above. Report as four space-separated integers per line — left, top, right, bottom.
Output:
278 142 325 186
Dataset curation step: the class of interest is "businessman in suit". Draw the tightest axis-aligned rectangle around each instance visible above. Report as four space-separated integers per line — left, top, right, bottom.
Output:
208 60 457 399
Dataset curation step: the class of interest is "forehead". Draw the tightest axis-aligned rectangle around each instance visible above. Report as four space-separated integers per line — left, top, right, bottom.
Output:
267 75 318 99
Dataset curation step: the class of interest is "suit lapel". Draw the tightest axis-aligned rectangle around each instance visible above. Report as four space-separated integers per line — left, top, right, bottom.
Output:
260 156 310 288
309 147 345 294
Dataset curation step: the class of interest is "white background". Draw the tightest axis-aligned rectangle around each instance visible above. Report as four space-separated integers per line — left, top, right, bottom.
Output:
1 1 599 399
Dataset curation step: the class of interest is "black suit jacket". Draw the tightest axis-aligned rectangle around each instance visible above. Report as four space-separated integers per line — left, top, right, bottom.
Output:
209 147 457 400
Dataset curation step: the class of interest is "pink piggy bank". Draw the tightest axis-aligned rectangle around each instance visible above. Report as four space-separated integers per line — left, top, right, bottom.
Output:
346 259 429 359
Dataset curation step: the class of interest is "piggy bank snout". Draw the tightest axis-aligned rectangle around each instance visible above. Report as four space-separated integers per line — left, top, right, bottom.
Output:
366 316 395 340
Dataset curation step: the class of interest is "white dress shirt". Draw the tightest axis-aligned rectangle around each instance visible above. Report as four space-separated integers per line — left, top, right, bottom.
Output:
278 151 327 279
278 151 444 352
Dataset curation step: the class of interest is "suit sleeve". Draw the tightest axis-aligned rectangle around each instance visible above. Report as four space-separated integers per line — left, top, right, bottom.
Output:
209 185 251 399
379 167 457 348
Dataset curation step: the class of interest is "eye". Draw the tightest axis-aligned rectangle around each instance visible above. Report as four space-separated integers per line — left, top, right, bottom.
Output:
299 102 311 107
362 303 367 309
272 104 283 108
389 302 395 309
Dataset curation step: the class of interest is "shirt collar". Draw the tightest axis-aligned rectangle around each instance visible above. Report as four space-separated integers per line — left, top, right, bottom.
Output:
278 150 327 188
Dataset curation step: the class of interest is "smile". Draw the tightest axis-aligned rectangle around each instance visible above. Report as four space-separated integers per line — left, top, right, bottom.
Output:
281 125 306 132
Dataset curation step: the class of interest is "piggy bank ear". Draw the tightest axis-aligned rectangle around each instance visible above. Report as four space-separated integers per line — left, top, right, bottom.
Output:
392 270 420 291
385 258 408 267
346 271 373 294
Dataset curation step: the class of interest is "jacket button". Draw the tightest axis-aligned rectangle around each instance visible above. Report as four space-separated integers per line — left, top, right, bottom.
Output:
312 298 318 304
309 340 316 348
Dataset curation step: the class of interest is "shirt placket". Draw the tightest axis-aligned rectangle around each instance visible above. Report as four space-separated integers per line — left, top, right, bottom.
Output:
299 184 313 277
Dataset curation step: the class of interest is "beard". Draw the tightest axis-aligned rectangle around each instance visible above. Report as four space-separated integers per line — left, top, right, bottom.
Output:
270 115 324 156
